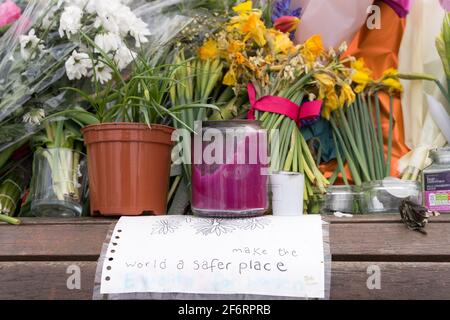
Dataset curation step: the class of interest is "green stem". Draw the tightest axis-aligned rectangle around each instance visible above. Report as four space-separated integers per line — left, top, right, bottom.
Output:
360 95 375 180
386 95 394 177
374 91 386 174
332 132 348 185
330 118 362 185
0 213 20 225
336 108 371 181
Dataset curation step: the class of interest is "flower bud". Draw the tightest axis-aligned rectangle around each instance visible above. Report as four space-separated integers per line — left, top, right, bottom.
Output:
274 16 300 33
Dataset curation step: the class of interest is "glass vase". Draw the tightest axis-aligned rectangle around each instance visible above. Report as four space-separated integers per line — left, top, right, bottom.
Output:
31 148 87 217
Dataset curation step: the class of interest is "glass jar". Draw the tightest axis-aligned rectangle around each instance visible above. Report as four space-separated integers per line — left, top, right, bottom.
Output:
361 178 421 214
323 185 362 214
422 147 450 213
191 120 268 217
31 148 87 217
307 187 326 214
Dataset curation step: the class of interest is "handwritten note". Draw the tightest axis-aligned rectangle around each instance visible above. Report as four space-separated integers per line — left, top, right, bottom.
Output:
100 215 325 298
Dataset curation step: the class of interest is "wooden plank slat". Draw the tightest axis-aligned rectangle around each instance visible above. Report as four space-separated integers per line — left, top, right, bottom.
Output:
0 261 95 300
1 261 449 300
0 224 110 261
324 214 450 223
2 219 450 261
9 214 450 225
9 217 118 225
330 222 450 261
331 262 450 300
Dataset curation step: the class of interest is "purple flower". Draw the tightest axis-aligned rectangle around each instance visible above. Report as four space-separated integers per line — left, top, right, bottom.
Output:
271 0 302 22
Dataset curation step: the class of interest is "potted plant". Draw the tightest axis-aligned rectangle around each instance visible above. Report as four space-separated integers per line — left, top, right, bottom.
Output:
60 38 218 216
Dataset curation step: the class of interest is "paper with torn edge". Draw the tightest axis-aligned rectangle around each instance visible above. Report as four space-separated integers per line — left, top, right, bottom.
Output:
100 215 325 298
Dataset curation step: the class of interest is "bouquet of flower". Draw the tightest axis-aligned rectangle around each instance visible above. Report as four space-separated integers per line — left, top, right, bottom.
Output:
330 58 403 185
0 0 151 160
196 1 356 202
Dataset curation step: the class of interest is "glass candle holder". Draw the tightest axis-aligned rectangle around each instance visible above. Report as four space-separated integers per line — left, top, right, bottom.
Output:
323 185 362 214
361 178 421 214
191 120 268 217
31 148 87 217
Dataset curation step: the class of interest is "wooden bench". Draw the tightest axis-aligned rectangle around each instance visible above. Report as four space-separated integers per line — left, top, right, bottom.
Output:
1 215 449 299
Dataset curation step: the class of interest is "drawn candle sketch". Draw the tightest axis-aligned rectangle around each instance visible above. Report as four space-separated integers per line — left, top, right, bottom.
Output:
235 217 270 230
151 219 181 235
193 218 238 236
150 216 271 236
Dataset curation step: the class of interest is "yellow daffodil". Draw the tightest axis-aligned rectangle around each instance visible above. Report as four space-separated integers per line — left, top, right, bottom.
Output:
352 71 372 93
301 34 324 62
223 67 237 86
198 39 219 60
227 40 245 54
322 89 340 120
235 52 246 64
233 0 253 13
339 83 356 106
264 54 273 64
381 77 403 92
351 58 373 93
382 68 398 78
352 58 369 72
226 9 267 47
275 32 294 54
241 12 267 46
315 73 335 91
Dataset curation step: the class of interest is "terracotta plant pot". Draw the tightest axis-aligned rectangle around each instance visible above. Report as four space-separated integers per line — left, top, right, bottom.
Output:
82 123 175 216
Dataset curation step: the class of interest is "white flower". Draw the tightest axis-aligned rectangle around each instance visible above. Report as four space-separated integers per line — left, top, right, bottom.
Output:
58 5 83 38
128 16 151 48
19 29 45 60
65 50 93 80
65 0 90 9
90 0 150 48
94 32 123 53
92 0 123 34
338 41 348 53
23 108 45 125
93 62 112 84
114 46 136 70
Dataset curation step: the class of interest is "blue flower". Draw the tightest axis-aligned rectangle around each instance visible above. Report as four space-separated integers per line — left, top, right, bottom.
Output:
271 0 302 22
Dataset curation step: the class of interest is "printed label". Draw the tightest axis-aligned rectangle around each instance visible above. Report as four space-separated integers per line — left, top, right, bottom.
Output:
424 171 450 212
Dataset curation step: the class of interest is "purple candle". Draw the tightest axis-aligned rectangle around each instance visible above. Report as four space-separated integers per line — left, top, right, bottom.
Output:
191 121 268 217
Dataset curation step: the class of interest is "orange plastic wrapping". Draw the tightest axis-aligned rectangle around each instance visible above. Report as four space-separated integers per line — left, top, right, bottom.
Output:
321 1 410 182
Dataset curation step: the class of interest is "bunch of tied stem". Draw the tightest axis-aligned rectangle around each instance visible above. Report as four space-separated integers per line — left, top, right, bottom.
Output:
0 168 26 225
168 50 237 203
169 50 226 187
330 91 396 186
254 72 329 204
32 119 84 202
